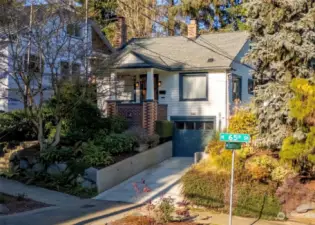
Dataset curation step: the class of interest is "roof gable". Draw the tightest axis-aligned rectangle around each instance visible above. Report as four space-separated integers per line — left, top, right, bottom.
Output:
114 32 249 71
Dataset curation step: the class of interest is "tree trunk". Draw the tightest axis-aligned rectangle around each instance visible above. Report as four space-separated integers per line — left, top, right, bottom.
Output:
51 121 62 147
37 116 45 151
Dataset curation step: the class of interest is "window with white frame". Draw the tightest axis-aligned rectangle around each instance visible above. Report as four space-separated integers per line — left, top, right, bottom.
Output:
180 73 208 101
232 75 242 101
60 61 81 76
72 63 81 75
60 61 70 75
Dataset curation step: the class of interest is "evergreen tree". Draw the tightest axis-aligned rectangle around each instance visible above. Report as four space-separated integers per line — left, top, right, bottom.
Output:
244 0 315 149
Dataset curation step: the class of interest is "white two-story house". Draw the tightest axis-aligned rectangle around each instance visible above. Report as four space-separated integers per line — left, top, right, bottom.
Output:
98 19 253 157
0 3 114 111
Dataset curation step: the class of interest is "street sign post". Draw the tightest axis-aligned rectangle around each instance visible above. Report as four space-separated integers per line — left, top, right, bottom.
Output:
220 133 251 225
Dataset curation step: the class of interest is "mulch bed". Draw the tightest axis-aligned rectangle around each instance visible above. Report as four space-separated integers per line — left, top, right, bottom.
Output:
110 216 198 225
0 193 50 215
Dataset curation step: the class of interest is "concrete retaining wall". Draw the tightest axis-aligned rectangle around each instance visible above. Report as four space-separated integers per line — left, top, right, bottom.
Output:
96 141 172 193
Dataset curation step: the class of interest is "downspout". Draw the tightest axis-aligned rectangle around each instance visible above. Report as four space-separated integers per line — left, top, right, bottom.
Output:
226 71 232 129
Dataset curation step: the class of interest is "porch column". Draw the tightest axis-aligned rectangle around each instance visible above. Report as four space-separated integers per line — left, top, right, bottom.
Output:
146 68 154 101
107 72 117 117
110 72 117 100
143 68 157 135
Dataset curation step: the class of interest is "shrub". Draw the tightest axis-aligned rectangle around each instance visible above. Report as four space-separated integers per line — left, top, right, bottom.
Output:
124 127 160 148
154 197 175 223
271 166 296 183
205 132 225 155
80 141 113 168
106 116 128 133
235 182 281 219
147 134 160 148
182 169 228 208
94 133 135 154
40 146 75 164
182 168 281 219
155 120 173 138
229 108 257 137
280 129 315 174
0 110 37 142
245 155 278 181
124 126 149 146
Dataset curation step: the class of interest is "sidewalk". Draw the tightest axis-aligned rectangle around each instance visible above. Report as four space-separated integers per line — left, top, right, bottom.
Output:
0 177 81 206
191 211 312 225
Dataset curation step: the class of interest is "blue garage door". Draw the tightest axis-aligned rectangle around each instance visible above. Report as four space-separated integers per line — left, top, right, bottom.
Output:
171 116 215 157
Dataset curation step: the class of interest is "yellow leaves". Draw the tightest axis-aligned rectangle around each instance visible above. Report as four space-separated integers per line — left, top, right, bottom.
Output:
290 78 315 122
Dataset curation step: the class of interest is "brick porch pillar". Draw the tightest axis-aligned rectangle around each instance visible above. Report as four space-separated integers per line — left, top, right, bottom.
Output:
107 101 117 117
143 100 158 135
142 68 157 135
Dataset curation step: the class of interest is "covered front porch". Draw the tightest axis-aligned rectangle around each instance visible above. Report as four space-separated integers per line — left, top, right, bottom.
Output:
98 68 168 134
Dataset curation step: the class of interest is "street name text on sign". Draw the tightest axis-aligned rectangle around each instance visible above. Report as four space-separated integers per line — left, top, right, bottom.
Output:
220 133 250 143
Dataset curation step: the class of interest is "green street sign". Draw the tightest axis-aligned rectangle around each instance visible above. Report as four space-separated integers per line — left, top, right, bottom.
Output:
225 142 242 150
220 133 250 143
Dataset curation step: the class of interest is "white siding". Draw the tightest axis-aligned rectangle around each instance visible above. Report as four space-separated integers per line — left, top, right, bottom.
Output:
159 72 228 130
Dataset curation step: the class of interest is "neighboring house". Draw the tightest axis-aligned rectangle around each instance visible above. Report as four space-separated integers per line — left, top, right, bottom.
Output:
0 5 114 112
98 19 253 157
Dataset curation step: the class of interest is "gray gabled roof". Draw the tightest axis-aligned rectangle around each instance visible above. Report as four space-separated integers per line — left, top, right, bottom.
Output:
114 31 249 71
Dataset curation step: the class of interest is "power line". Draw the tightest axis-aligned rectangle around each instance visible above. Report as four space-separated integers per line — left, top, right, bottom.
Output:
116 0 255 71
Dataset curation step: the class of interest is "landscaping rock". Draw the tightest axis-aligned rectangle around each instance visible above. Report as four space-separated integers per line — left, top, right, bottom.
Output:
0 204 9 214
296 202 315 213
81 180 93 189
47 163 68 176
32 163 45 173
56 163 68 172
19 159 29 169
76 175 84 184
84 167 97 183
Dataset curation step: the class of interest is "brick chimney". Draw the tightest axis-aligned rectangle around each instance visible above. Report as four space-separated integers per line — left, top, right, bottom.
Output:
114 17 127 48
187 19 198 39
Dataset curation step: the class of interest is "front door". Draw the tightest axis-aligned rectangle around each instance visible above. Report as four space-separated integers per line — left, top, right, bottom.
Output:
140 74 159 102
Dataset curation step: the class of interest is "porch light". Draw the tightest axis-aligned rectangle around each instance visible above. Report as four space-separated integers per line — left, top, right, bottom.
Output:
135 82 140 88
158 81 162 87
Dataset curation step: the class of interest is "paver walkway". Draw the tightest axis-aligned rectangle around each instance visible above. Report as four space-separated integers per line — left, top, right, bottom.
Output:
95 157 193 204
0 177 81 206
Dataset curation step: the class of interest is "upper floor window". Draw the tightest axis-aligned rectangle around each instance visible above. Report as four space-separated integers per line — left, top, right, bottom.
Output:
66 24 81 37
60 61 81 76
24 54 43 73
60 61 70 75
232 75 242 102
248 78 254 95
180 73 208 101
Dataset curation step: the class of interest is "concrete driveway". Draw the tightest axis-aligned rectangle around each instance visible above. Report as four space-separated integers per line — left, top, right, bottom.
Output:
94 157 193 204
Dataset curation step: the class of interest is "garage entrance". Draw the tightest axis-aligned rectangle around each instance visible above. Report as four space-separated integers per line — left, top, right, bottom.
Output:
171 116 215 157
